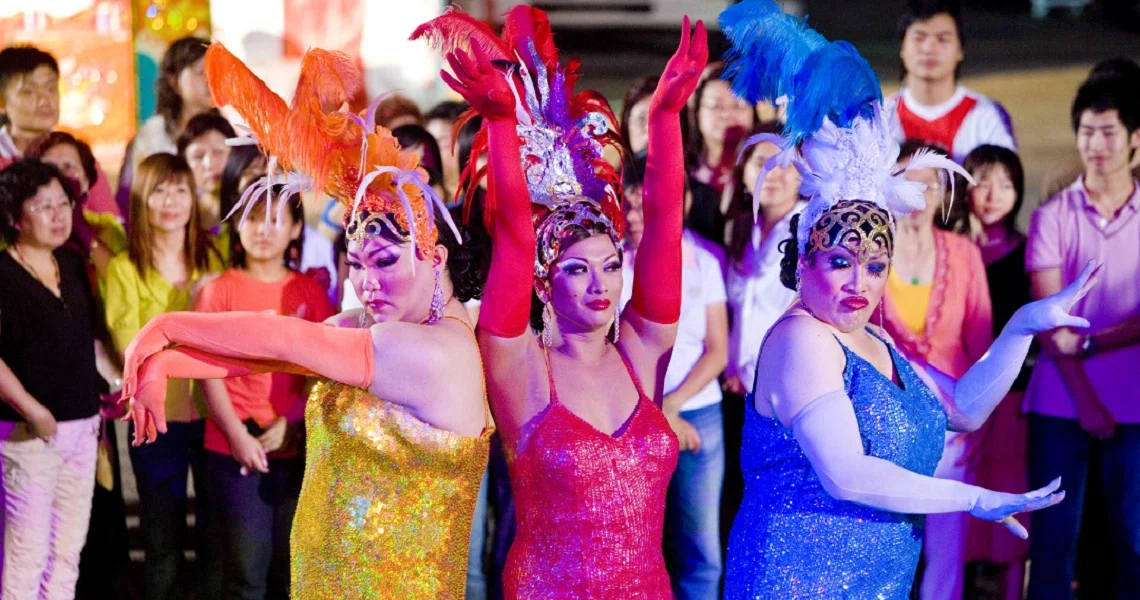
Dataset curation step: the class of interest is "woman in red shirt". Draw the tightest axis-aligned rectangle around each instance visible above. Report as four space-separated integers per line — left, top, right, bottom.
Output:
193 188 333 598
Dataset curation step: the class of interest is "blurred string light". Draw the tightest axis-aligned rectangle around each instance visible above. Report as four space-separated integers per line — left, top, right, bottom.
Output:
139 0 207 38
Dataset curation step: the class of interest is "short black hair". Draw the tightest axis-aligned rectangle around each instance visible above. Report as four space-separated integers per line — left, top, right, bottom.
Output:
425 101 468 124
25 131 99 190
176 109 237 155
0 45 59 95
622 152 648 191
0 158 78 245
1071 77 1139 134
218 144 264 220
898 0 964 81
1088 57 1140 83
392 124 445 191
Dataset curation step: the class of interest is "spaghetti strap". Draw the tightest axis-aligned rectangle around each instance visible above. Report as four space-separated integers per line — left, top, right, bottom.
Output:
541 345 561 405
614 344 649 401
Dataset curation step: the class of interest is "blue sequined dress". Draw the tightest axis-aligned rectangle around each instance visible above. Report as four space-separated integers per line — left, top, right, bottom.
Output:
725 330 948 599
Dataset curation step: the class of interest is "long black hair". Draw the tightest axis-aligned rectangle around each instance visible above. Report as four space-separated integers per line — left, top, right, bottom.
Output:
156 37 209 136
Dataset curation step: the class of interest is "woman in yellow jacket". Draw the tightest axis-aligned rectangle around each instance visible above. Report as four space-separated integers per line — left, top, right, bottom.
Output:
100 152 222 600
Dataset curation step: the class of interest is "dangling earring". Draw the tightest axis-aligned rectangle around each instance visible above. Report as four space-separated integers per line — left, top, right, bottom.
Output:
358 309 367 328
795 266 803 297
426 269 446 324
541 302 554 348
611 306 621 344
877 301 885 333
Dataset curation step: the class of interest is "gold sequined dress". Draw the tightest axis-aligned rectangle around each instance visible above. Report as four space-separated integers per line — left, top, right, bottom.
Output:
291 380 491 599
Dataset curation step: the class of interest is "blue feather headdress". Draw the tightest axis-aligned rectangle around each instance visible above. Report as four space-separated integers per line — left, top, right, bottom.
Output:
719 0 972 256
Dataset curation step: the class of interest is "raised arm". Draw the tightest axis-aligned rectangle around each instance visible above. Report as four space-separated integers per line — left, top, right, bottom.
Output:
761 316 1065 539
627 18 707 345
932 261 1099 432
440 46 534 340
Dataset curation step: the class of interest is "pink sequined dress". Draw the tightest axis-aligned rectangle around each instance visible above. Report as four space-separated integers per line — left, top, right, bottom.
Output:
502 347 679 598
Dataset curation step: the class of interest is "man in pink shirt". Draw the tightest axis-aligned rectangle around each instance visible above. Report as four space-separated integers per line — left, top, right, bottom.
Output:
1025 75 1140 598
887 0 1016 163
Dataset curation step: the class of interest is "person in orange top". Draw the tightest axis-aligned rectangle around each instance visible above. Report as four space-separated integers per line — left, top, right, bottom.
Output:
194 189 334 599
882 141 994 600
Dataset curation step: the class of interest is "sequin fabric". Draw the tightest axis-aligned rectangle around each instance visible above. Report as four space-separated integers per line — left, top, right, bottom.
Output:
725 330 947 599
503 349 679 598
291 380 491 599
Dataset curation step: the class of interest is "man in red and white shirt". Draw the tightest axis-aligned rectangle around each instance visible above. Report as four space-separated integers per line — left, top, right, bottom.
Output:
887 1 1016 163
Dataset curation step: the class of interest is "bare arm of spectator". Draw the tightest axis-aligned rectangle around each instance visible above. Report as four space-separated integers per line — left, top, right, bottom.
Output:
201 378 268 474
1086 314 1140 354
0 358 57 439
663 301 729 417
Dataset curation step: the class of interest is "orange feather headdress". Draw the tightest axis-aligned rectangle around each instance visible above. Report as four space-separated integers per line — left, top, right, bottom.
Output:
204 43 457 262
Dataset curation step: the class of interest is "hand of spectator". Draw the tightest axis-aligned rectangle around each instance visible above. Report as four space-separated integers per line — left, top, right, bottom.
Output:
258 416 289 454
25 401 57 441
969 477 1065 539
667 413 702 453
1047 328 1086 357
1075 392 1115 440
651 16 708 114
229 428 270 475
724 374 746 396
440 45 514 122
1008 260 1099 338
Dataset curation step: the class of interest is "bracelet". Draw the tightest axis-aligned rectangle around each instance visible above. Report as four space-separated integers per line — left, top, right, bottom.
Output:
1080 335 1097 358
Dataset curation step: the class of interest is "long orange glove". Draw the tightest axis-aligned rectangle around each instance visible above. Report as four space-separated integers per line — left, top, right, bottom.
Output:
121 312 373 442
127 347 304 445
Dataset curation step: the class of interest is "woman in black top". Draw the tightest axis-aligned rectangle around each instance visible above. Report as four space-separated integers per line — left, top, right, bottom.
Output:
962 145 1034 598
0 159 104 598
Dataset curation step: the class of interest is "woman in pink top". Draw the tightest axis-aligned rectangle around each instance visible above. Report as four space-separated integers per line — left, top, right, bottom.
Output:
882 141 994 600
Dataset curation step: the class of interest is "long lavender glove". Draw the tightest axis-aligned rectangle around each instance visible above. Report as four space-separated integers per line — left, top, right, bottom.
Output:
792 390 1064 539
935 261 1099 431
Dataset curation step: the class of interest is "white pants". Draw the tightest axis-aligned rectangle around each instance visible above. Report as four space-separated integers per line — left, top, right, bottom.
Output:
921 430 972 600
0 415 100 600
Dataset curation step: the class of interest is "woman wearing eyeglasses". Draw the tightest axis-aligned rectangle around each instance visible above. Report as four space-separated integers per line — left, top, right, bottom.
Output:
880 140 996 600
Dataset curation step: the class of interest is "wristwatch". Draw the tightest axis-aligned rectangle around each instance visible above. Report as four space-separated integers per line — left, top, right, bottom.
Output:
1080 335 1097 357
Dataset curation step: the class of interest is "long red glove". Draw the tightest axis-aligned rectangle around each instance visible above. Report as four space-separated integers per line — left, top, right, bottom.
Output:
121 311 374 427
127 347 304 445
441 46 535 338
630 17 708 324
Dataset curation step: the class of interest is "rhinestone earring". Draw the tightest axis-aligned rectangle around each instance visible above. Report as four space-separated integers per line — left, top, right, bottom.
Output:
426 269 445 324
611 306 621 343
541 302 554 348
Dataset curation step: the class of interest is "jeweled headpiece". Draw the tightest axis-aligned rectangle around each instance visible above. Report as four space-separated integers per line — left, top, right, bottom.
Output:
720 0 972 260
204 44 458 265
413 6 625 278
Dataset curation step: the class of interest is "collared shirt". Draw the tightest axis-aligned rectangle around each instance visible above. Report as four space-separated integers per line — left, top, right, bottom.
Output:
726 202 804 393
1024 176 1140 422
